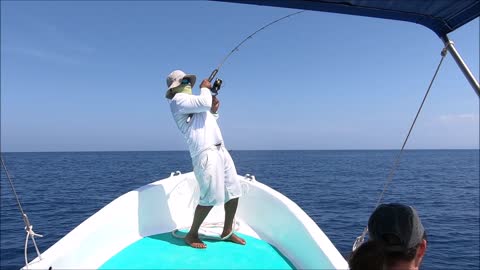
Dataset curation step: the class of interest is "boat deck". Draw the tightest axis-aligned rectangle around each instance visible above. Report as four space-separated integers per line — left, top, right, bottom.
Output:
99 232 295 269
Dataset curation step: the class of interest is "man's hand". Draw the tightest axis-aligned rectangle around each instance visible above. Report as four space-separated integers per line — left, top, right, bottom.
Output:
211 96 220 114
200 79 212 89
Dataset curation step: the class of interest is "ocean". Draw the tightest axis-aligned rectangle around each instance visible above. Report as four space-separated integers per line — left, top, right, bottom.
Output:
1 150 479 269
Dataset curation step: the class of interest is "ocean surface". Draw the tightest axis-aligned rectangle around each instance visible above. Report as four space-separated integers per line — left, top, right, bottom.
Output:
1 150 479 270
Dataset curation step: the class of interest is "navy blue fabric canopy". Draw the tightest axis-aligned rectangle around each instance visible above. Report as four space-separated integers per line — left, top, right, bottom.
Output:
213 0 479 38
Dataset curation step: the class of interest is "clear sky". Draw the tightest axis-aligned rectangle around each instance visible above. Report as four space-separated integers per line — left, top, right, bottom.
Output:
1 1 479 152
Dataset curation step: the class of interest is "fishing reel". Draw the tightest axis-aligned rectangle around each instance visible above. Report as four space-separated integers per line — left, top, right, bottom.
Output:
211 78 223 96
208 69 223 96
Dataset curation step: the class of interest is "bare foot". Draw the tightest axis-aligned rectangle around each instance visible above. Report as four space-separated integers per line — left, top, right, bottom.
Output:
221 231 246 245
184 233 207 249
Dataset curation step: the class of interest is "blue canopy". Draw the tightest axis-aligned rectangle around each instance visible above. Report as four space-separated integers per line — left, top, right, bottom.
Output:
212 0 479 38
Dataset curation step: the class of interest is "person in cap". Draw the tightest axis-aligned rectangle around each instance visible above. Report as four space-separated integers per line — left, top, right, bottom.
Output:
349 203 428 270
165 70 245 249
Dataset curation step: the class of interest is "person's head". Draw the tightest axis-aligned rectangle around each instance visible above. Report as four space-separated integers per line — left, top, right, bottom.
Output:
165 70 197 99
367 203 427 270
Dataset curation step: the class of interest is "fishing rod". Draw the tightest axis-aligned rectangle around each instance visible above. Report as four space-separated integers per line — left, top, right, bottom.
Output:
186 10 305 123
206 10 305 95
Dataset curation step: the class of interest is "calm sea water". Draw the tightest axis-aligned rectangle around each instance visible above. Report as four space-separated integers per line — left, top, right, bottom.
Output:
1 150 479 269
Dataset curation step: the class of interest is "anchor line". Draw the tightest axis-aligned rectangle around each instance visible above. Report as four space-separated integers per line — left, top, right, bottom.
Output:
1 156 27 220
352 44 450 251
1 156 43 267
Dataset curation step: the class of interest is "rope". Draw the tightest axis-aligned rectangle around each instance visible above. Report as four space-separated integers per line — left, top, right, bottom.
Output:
1 156 27 218
352 45 450 251
1 156 43 267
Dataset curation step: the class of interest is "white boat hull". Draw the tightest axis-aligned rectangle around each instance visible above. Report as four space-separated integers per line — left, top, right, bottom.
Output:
25 172 348 269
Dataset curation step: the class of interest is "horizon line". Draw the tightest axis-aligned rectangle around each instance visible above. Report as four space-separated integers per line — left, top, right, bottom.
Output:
1 148 479 154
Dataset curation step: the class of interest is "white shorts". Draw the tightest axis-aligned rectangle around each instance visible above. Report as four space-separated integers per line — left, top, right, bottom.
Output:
192 145 241 206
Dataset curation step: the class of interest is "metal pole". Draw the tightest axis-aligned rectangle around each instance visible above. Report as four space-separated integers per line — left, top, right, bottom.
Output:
441 35 480 98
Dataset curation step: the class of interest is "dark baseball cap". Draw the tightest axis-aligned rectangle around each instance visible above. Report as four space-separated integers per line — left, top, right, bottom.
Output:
368 203 425 252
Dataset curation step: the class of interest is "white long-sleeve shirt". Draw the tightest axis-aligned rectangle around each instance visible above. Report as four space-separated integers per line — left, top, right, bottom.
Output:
169 87 224 158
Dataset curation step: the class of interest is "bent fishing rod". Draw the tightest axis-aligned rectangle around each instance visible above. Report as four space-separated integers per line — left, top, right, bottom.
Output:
206 10 305 95
186 10 304 123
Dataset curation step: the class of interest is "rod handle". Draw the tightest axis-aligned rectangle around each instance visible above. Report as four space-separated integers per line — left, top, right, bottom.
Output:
208 69 218 82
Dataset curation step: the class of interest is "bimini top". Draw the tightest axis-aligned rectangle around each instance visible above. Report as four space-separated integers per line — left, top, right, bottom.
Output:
213 0 479 38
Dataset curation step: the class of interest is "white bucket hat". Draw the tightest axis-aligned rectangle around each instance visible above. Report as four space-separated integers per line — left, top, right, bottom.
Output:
165 70 196 99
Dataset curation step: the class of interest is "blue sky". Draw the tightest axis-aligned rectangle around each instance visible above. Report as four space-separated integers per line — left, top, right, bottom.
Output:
1 1 479 152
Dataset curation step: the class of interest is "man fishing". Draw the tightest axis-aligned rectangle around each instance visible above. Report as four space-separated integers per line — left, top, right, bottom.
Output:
165 69 246 249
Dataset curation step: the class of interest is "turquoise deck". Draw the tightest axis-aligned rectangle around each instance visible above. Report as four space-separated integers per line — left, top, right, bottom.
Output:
100 232 295 269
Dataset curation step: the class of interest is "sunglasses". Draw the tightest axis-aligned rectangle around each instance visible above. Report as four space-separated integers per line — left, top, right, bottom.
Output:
181 78 190 85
